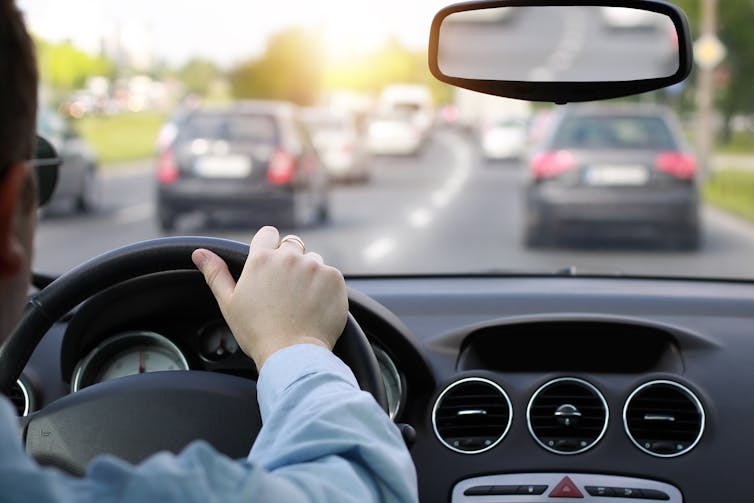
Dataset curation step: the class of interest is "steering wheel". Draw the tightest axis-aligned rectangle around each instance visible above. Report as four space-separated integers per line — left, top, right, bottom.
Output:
0 237 388 475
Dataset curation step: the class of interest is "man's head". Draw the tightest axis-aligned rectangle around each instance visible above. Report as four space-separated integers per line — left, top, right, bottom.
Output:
0 0 38 342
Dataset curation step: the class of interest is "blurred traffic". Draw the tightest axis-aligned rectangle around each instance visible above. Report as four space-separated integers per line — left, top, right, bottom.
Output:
22 1 754 278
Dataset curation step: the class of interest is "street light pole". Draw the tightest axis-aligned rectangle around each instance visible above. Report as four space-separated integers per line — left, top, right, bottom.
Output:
695 0 718 179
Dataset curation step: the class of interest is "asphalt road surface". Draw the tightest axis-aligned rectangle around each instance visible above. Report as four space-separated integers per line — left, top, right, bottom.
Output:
35 128 754 280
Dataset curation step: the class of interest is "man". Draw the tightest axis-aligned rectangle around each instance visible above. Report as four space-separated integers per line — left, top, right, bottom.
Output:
0 1 418 501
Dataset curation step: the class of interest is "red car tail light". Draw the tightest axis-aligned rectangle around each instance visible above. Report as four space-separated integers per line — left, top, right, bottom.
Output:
655 151 696 180
157 149 179 184
531 150 576 179
267 148 296 185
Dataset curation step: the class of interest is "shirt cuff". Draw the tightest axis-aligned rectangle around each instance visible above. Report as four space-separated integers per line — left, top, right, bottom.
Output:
256 344 359 418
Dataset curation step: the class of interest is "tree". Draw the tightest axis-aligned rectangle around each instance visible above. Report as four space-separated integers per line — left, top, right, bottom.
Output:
178 58 222 97
322 37 452 105
672 0 754 142
229 28 324 106
35 38 113 92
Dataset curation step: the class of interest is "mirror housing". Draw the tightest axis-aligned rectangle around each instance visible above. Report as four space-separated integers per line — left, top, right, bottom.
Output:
428 0 693 104
33 135 61 207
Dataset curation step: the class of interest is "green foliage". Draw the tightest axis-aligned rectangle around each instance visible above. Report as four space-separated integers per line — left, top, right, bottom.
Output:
324 38 452 104
716 131 754 155
229 29 324 106
671 1 754 142
229 29 452 106
35 38 113 92
704 168 754 222
178 58 222 97
74 112 165 165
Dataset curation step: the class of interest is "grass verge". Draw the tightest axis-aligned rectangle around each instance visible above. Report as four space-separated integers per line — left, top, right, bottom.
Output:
704 169 754 223
716 131 754 155
74 112 166 166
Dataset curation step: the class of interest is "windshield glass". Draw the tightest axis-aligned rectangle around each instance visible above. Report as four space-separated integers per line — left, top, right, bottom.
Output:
177 113 279 144
551 116 678 151
21 1 754 279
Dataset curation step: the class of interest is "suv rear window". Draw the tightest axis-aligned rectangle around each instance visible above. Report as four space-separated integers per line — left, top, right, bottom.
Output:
179 113 279 144
551 115 677 150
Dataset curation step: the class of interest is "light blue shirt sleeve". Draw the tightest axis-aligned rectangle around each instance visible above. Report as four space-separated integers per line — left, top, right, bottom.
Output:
0 344 418 502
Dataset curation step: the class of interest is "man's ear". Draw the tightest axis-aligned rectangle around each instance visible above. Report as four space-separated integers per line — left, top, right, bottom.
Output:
0 163 30 275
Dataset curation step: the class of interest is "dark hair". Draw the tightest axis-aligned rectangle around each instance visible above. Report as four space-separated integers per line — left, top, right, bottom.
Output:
0 0 38 178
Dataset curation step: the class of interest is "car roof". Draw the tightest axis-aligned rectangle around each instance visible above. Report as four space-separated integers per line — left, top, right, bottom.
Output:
556 103 677 119
187 100 298 117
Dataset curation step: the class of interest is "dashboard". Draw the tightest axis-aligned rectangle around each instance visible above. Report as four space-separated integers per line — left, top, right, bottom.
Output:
12 271 754 502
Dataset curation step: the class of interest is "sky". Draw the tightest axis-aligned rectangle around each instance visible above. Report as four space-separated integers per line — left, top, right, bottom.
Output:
18 0 450 67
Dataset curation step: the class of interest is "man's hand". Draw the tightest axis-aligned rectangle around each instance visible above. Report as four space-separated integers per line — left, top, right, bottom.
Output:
191 226 348 370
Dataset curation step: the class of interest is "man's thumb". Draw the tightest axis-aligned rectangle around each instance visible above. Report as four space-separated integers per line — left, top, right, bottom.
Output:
192 249 235 304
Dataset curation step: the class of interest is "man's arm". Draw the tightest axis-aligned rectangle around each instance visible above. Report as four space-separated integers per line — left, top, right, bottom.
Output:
251 344 417 502
0 344 417 502
0 226 417 502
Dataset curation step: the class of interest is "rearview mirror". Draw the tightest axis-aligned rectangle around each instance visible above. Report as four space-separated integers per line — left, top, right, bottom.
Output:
429 0 692 104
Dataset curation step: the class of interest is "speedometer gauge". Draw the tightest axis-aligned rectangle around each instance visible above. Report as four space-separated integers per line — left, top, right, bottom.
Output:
198 321 239 361
71 331 189 392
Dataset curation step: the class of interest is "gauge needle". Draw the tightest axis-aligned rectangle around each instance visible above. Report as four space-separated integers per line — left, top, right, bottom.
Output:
138 350 145 373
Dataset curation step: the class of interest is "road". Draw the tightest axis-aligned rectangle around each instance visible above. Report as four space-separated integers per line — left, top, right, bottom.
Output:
35 128 754 280
439 6 675 82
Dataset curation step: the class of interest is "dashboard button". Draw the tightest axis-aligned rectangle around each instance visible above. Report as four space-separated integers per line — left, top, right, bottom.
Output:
549 476 583 498
585 486 616 497
490 485 519 495
640 489 670 500
463 486 493 496
517 485 547 495
612 487 644 498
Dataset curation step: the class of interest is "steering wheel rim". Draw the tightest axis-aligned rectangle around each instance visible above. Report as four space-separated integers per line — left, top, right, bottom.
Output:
0 237 388 473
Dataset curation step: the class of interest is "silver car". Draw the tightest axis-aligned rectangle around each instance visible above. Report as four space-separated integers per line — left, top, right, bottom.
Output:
37 106 99 213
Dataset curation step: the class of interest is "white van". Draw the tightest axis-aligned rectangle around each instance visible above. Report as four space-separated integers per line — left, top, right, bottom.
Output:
376 84 435 140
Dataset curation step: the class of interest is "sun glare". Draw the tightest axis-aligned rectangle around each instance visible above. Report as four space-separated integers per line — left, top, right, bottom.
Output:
319 0 388 65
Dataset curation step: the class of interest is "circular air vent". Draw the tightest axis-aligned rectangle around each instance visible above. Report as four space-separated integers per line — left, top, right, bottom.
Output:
527 377 608 454
7 378 33 416
432 377 512 454
624 380 705 458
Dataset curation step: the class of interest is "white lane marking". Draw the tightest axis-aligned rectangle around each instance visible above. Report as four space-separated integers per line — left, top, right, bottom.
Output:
431 190 451 208
409 208 433 228
114 202 154 224
361 130 474 264
362 237 396 263
527 9 586 80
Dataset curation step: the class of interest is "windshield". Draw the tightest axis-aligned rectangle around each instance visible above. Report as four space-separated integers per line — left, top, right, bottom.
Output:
176 113 279 145
551 116 678 151
21 1 754 280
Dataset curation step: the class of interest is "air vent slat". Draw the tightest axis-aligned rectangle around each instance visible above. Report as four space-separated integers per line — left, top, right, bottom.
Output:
433 378 512 454
527 378 608 455
624 380 704 458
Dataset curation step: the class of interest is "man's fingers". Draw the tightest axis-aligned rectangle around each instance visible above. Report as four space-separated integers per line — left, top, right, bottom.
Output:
279 234 306 254
249 226 280 255
192 249 236 305
306 252 324 264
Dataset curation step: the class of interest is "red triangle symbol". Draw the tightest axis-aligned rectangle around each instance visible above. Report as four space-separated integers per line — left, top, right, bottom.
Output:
549 476 584 498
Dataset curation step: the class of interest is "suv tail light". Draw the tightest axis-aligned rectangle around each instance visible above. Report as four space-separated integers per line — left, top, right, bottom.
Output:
267 148 296 184
655 151 696 180
532 150 576 179
157 149 179 184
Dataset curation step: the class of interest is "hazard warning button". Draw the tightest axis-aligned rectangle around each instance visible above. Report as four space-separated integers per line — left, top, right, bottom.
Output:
549 476 584 498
